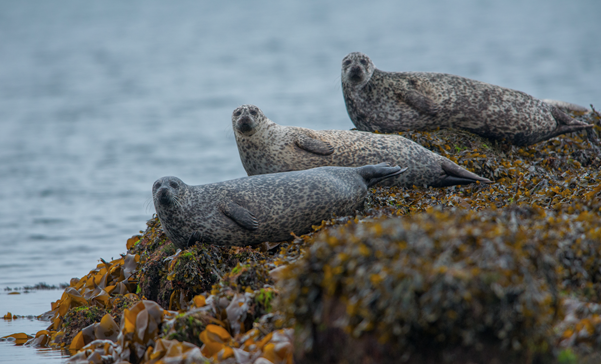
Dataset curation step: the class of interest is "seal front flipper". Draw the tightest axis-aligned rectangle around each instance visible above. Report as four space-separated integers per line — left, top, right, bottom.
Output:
440 161 492 187
187 231 203 247
358 163 408 187
295 133 334 155
222 201 259 231
397 90 438 116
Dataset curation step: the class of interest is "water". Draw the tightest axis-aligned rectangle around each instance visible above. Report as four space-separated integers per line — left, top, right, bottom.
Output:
0 0 599 361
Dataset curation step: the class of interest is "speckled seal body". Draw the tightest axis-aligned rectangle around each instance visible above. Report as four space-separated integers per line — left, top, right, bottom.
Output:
152 164 403 249
341 52 592 146
232 105 491 188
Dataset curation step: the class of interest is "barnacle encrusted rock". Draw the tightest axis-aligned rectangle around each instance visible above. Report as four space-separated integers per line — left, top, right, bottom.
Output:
279 205 601 363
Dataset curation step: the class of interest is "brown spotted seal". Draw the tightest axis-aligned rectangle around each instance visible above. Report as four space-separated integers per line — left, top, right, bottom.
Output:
152 164 404 249
341 52 592 146
232 104 491 188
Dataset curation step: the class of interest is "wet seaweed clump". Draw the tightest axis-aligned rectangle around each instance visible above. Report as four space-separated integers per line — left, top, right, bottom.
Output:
11 250 145 352
279 205 595 363
29 212 296 363
64 258 293 364
132 216 274 310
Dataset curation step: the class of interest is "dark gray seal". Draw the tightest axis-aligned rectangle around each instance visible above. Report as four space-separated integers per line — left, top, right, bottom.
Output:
341 52 592 146
232 104 491 188
152 164 404 249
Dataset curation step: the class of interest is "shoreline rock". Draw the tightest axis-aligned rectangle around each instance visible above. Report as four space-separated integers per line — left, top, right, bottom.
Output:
2 107 600 364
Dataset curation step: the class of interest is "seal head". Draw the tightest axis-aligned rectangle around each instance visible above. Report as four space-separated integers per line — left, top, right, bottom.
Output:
153 176 185 208
232 104 264 136
341 52 375 88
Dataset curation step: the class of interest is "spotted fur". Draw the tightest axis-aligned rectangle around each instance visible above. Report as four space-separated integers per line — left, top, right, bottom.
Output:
152 164 402 248
232 105 491 188
341 52 592 146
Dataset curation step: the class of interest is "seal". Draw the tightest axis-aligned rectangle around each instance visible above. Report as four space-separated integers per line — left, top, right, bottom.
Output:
341 52 593 146
152 164 404 249
232 104 491 188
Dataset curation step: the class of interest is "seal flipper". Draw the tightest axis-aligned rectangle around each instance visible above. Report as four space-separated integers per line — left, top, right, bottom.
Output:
440 161 492 187
545 106 593 140
359 163 408 187
295 134 335 155
187 231 203 247
222 202 259 231
397 90 438 116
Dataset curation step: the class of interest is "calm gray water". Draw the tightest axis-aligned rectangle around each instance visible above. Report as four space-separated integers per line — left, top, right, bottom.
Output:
0 0 600 361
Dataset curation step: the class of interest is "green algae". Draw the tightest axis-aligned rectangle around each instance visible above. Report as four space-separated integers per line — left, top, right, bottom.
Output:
59 306 107 346
256 288 276 313
161 310 212 347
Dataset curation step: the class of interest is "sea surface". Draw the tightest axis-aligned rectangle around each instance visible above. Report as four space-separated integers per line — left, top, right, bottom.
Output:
0 0 600 362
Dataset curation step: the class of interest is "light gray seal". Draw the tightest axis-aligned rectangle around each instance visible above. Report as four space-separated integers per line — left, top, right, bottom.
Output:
232 104 491 188
341 52 593 146
152 164 404 249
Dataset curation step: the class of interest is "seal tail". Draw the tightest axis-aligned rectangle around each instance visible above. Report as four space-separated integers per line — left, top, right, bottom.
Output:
359 163 408 188
552 123 594 137
440 161 492 187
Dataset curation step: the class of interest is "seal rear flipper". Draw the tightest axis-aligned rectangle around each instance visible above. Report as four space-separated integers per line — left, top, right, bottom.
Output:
544 106 593 141
359 163 408 187
295 134 334 155
222 201 259 231
546 123 593 140
440 161 492 186
397 90 438 116
550 106 590 126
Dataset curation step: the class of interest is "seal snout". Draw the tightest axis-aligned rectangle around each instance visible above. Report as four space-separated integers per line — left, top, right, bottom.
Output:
237 115 254 133
156 186 173 206
348 65 364 82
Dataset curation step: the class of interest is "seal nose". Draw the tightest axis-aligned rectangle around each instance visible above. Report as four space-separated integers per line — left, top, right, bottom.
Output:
348 66 363 81
157 187 172 205
237 116 253 133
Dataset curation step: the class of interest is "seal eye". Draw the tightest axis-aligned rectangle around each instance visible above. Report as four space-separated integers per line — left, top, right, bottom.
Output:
360 59 368 66
153 181 161 190
250 110 257 116
234 111 241 117
343 60 351 66
169 181 179 189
